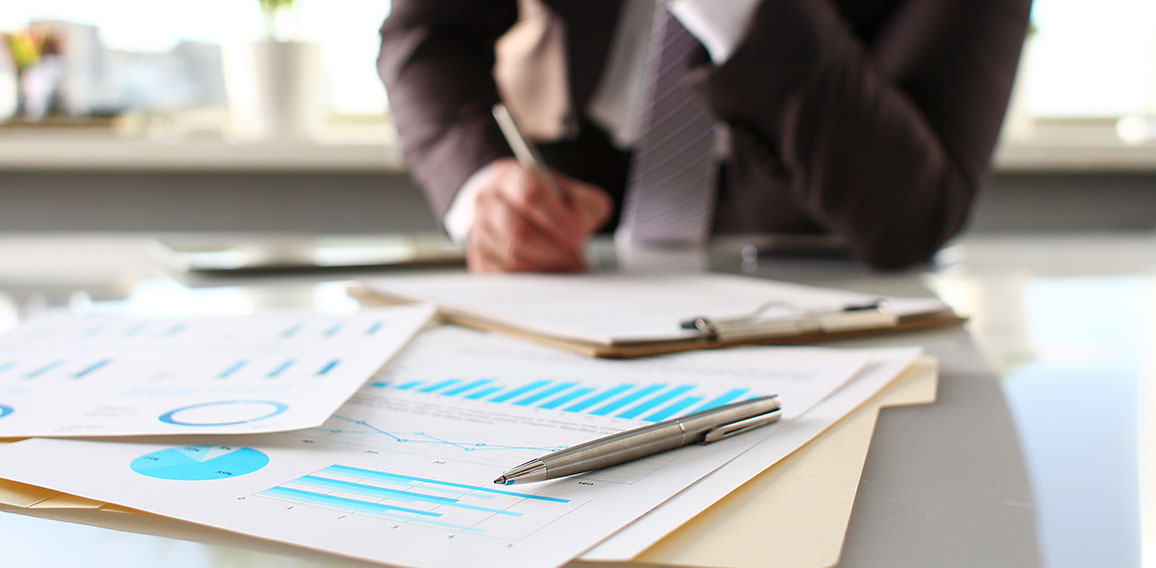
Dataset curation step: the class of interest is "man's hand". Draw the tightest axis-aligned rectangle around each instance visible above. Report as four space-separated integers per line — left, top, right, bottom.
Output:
467 158 612 273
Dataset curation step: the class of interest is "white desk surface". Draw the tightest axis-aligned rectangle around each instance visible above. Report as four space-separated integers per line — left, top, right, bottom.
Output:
0 231 1153 567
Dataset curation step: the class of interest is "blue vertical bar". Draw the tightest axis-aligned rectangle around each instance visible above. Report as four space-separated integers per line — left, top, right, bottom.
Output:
643 396 704 422
282 323 303 338
419 379 462 393
489 380 551 403
443 378 494 396
466 386 503 400
121 324 147 337
268 359 295 378
617 385 695 419
395 380 423 390
691 388 750 412
564 384 636 413
538 387 595 409
513 382 578 406
159 323 187 337
316 360 340 375
541 386 596 409
24 359 64 378
366 322 384 335
218 360 247 378
72 358 112 379
591 384 665 416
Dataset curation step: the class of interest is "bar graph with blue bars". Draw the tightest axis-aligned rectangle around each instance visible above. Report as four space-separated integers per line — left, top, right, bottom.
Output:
380 376 758 423
258 464 572 537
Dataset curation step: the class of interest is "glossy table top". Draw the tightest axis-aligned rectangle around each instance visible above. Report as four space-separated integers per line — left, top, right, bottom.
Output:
0 232 1153 568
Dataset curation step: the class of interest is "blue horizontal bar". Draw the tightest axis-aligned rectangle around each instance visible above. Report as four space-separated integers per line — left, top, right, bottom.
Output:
323 465 570 502
514 382 578 406
490 380 552 403
564 384 635 413
617 385 695 419
419 379 462 393
395 380 423 390
282 323 303 338
366 321 384 336
73 358 111 379
262 486 485 532
643 395 704 422
324 323 343 337
317 359 340 376
443 378 495 396
538 387 595 409
0 361 15 374
262 486 439 517
296 476 521 516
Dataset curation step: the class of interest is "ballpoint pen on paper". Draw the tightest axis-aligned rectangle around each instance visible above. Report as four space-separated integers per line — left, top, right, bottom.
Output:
492 103 567 200
494 394 782 485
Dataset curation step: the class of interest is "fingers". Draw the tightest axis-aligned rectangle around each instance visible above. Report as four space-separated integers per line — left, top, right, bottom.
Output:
466 160 588 273
463 158 615 273
493 166 586 250
560 177 614 234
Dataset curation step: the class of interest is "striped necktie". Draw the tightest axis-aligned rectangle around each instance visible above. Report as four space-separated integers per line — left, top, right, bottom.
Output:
616 5 717 246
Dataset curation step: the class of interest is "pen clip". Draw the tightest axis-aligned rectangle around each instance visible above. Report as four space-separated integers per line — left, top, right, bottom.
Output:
702 408 782 444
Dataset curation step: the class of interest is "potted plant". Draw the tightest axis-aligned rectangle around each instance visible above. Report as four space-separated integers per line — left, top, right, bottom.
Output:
222 0 324 141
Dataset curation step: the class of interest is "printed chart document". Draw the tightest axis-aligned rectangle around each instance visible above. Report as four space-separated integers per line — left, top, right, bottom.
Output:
582 351 920 560
0 305 434 437
0 327 912 568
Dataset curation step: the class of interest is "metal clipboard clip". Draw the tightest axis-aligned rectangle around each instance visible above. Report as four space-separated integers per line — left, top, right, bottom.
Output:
679 300 897 342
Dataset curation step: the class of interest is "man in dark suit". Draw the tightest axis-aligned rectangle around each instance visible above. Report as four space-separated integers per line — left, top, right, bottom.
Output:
378 0 1031 272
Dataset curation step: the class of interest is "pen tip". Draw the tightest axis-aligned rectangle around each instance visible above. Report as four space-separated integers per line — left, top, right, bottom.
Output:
493 476 509 486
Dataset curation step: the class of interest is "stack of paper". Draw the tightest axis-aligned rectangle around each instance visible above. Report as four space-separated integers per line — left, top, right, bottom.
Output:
0 272 941 568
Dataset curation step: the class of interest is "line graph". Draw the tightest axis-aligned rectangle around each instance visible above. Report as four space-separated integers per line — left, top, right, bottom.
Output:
310 415 567 453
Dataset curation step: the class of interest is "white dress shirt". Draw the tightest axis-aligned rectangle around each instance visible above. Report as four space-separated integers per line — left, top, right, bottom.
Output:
443 0 762 243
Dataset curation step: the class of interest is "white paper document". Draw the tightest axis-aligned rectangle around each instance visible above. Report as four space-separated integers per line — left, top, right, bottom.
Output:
359 271 951 346
581 351 920 560
0 327 909 568
0 305 434 437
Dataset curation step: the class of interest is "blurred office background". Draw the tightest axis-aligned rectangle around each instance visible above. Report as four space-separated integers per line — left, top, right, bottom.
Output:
0 0 1153 234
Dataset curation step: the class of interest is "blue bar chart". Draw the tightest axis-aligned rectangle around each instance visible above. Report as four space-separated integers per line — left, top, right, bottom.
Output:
258 464 574 538
372 377 759 422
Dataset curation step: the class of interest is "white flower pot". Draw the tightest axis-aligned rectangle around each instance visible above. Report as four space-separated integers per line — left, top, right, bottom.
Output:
222 40 324 141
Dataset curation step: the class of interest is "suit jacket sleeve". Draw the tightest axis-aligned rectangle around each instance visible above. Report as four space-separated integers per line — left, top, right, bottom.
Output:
687 0 1031 269
377 1 518 219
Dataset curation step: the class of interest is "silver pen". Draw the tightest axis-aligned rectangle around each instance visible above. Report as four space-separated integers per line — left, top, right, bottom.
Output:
494 394 782 485
491 103 567 200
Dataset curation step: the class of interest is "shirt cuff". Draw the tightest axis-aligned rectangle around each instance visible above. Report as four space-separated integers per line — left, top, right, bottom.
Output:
668 0 762 63
442 162 497 244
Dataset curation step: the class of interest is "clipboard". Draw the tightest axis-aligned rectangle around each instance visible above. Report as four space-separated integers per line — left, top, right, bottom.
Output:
349 272 965 358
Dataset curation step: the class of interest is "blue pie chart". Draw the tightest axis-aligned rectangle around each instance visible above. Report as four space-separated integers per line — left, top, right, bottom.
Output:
130 445 270 481
0 404 12 419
